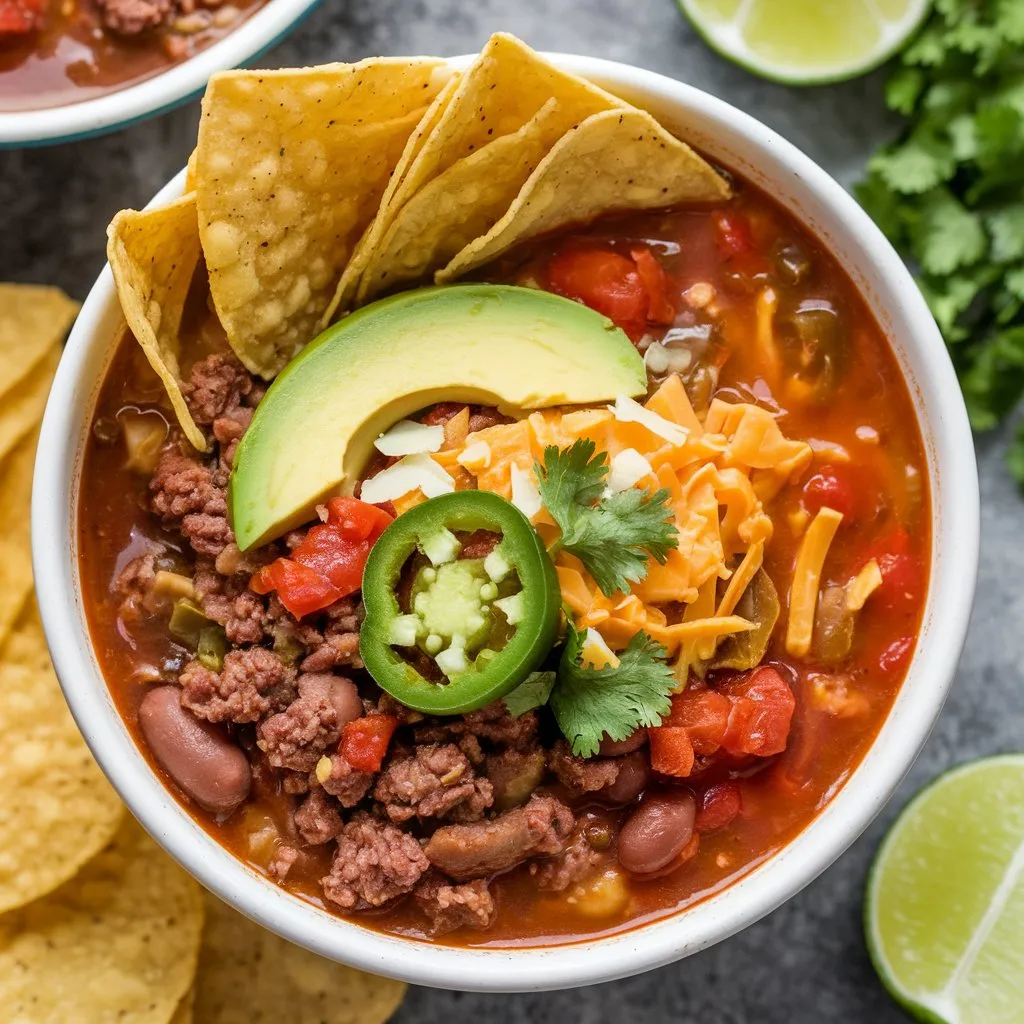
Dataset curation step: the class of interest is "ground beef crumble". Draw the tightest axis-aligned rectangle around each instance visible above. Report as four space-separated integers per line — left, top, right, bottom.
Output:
374 744 493 824
549 740 621 793
179 647 295 724
316 754 374 807
257 674 343 773
415 876 496 935
322 813 429 910
294 788 343 846
532 829 602 892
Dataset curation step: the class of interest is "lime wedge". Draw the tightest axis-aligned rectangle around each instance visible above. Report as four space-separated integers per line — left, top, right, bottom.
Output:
865 755 1024 1024
677 0 932 85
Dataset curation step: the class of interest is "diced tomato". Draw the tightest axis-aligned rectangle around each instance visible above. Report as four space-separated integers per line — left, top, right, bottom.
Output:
291 525 368 596
326 496 393 543
547 246 648 337
250 559 342 619
714 211 756 258
802 466 857 521
648 726 695 777
341 715 399 773
879 636 915 676
0 0 46 36
630 247 676 325
860 528 923 615
695 782 742 833
665 689 731 755
718 667 795 757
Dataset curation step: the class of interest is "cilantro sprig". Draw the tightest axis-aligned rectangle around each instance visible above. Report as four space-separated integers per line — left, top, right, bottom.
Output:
503 624 674 757
535 439 678 596
857 0 1024 485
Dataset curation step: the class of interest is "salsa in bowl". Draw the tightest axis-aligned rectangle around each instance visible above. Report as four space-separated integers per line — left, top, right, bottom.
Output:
0 0 320 145
34 37 978 989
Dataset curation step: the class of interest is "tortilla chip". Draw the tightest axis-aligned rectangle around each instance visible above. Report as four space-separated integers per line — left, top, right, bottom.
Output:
185 147 199 191
0 431 39 653
0 284 77 404
353 99 561 302
0 602 126 913
347 33 626 305
322 70 462 323
194 58 449 377
0 344 58 466
194 892 406 1024
107 195 207 451
438 107 731 282
171 986 196 1024
0 818 202 1023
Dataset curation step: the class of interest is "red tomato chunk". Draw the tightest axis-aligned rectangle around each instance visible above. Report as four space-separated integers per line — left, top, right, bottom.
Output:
718 667 796 757
341 715 399 773
0 0 46 36
250 559 340 619
802 466 858 521
649 726 695 777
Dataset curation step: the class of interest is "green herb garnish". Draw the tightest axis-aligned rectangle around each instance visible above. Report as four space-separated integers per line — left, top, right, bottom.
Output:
857 0 1024 485
535 439 677 596
502 670 557 718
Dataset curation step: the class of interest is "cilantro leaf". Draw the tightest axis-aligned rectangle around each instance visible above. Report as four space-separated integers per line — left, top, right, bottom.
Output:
1008 422 1024 488
868 128 956 195
549 624 674 757
987 203 1024 264
503 671 556 718
536 439 677 597
907 188 986 276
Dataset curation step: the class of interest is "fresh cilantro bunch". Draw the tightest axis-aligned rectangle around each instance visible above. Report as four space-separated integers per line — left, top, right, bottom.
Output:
857 0 1024 483
504 625 675 757
536 439 678 596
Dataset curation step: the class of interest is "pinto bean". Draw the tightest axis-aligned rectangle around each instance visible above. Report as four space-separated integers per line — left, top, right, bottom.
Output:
598 729 648 757
617 790 696 875
603 751 651 804
139 685 251 815
329 677 364 727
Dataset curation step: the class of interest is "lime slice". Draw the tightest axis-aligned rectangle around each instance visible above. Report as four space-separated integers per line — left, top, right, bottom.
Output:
677 0 932 85
865 755 1024 1024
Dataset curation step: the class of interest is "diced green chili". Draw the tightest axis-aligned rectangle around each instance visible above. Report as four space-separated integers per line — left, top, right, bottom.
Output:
197 626 229 672
359 491 560 715
168 599 212 649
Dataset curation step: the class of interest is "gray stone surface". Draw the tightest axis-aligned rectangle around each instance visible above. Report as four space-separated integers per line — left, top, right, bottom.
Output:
1 1 1017 1020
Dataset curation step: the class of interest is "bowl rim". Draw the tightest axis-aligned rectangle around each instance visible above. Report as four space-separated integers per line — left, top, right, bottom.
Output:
32 52 980 992
0 0 322 148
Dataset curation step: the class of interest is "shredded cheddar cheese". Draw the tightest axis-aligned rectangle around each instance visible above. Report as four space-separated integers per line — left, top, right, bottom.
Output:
846 559 883 612
786 506 844 657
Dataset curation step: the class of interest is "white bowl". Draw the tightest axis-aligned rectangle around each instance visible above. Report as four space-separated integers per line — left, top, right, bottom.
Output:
0 0 321 148
32 53 979 991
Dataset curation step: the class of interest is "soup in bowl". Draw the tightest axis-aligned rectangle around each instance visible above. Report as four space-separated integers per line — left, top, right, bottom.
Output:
34 35 978 990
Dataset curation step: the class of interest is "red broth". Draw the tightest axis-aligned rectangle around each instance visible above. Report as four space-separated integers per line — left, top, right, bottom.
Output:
78 176 929 946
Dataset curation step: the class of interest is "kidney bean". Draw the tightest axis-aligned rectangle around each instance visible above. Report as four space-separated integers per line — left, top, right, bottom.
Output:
139 686 251 815
617 790 696 875
599 729 648 757
603 751 651 804
328 677 364 728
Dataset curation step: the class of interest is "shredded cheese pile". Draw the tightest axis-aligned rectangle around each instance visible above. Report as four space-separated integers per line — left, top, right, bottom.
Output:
374 375 820 686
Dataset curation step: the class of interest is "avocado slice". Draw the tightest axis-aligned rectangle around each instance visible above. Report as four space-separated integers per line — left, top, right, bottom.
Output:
229 284 646 550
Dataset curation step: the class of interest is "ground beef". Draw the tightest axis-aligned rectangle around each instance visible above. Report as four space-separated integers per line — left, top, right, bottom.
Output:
424 794 574 881
322 813 429 910
415 876 496 935
300 632 361 673
317 754 374 807
179 647 295 724
265 595 363 672
374 744 493 824
532 829 602 892
268 844 299 882
95 0 173 34
113 544 175 618
193 559 266 645
294 788 343 846
281 770 310 795
416 701 538 751
213 405 253 469
150 448 233 557
458 734 484 766
184 353 253 425
468 407 512 432
486 747 547 809
257 674 342 773
459 530 501 559
549 740 620 793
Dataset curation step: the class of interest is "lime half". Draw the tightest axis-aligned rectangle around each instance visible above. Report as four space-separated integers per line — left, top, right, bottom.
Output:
865 755 1024 1024
677 0 932 85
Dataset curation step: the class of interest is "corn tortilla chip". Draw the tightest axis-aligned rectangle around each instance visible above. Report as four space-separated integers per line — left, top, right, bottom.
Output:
195 59 449 377
0 818 202 1023
171 987 196 1024
322 70 462 323
353 98 561 302
0 344 58 466
107 195 207 451
194 893 406 1024
0 431 39 654
1 597 50 672
439 107 731 282
346 33 626 306
0 608 126 913
0 284 77 404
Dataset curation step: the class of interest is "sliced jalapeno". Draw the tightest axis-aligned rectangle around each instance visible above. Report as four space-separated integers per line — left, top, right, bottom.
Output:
359 491 560 715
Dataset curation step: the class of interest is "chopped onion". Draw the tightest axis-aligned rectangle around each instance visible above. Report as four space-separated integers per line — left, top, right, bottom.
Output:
374 419 444 457
605 449 655 493
510 464 542 519
360 454 454 503
610 394 688 446
644 342 670 373
457 441 492 468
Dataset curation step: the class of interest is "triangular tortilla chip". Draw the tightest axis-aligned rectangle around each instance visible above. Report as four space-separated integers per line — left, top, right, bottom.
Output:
0 284 77 404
